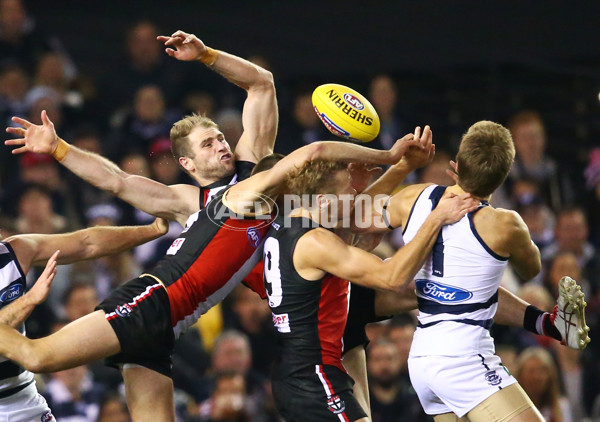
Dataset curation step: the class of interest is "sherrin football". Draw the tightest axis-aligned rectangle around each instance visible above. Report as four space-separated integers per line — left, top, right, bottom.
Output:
312 83 380 143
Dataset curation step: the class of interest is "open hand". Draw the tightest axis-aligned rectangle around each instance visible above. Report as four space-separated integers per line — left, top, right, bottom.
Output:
433 192 480 225
400 125 435 170
5 110 58 155
26 250 59 306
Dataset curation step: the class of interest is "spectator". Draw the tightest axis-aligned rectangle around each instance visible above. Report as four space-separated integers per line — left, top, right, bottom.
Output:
107 84 181 158
148 137 187 186
515 347 574 422
192 371 251 422
418 150 456 186
62 281 98 322
512 178 556 251
584 148 600 249
367 337 429 422
368 74 408 151
98 20 200 115
506 110 572 210
214 109 243 152
225 285 277 378
541 207 600 295
0 0 75 74
545 252 584 298
44 364 105 422
0 63 29 124
96 394 130 422
15 183 66 234
198 330 274 421
277 87 329 154
553 343 586 421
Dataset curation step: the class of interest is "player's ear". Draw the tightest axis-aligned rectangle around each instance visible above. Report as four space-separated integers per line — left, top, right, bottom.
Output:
179 156 194 172
316 193 332 209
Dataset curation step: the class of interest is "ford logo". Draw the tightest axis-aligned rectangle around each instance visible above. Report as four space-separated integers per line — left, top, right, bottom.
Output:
415 279 473 303
343 93 365 110
0 284 23 303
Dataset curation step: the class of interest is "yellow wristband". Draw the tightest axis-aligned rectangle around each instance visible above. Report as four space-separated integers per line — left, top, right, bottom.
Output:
198 47 218 66
51 138 71 162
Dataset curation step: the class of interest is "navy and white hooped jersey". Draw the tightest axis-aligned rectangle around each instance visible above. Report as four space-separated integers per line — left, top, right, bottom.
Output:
199 161 255 209
0 242 34 393
403 185 508 357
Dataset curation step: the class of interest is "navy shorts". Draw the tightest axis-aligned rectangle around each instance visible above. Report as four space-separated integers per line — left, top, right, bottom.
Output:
272 364 367 422
95 275 175 377
343 284 390 353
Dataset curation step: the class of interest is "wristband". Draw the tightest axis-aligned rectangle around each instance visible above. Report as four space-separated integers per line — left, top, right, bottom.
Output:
198 47 218 66
51 138 71 162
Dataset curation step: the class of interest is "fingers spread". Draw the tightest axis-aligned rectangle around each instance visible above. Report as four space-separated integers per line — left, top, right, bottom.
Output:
5 138 25 145
11 116 32 128
12 146 28 154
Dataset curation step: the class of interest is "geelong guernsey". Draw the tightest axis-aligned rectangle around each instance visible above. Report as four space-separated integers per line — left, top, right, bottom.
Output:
403 185 508 357
0 243 33 394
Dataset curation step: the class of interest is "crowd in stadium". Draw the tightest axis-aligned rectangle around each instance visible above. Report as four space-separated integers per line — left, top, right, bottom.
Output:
0 0 598 421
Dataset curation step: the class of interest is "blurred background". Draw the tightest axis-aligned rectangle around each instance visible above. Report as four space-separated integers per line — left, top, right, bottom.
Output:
0 1 599 421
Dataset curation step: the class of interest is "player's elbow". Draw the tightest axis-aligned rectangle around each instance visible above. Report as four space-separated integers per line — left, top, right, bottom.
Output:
104 171 129 196
20 341 54 373
250 68 275 92
305 142 326 161
515 261 542 282
368 272 407 293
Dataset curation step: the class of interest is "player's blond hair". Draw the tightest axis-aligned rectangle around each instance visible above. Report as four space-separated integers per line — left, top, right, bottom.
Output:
456 121 515 197
286 159 348 196
170 113 218 159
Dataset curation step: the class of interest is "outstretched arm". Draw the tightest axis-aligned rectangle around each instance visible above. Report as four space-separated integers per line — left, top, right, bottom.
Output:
158 30 277 163
229 136 423 208
0 251 58 328
5 112 198 225
6 218 168 274
296 193 478 292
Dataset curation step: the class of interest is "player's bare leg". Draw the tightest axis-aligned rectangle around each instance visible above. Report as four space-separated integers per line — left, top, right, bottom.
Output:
123 365 175 422
466 383 544 422
0 310 120 372
433 413 467 422
343 346 371 419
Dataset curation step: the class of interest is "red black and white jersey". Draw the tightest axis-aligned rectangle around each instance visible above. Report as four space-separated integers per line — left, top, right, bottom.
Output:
150 189 274 338
196 160 268 299
264 216 349 378
0 242 34 394
198 161 255 209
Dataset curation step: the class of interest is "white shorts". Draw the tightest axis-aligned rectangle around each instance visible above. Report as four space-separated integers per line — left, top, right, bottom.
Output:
0 382 55 422
408 353 517 418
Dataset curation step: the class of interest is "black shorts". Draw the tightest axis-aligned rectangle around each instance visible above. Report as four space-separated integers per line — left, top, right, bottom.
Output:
95 275 175 377
342 284 390 353
272 365 367 422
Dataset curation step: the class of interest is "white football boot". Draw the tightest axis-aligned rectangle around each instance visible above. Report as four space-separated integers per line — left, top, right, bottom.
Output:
551 276 591 350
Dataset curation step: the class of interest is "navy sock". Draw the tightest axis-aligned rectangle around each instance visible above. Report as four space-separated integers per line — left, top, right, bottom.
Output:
523 305 561 341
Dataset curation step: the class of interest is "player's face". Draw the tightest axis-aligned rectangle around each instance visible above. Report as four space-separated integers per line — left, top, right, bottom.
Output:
187 126 235 181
